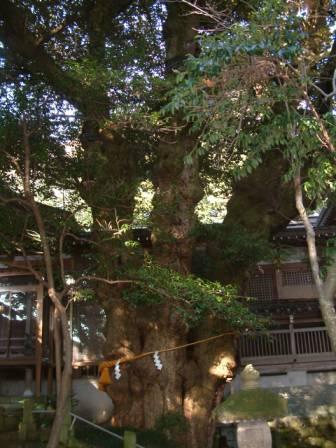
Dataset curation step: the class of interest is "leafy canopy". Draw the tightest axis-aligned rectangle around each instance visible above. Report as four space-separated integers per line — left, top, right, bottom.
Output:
166 0 336 203
124 259 264 329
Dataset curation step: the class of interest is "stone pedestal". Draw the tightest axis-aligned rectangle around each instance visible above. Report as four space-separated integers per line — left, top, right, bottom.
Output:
237 420 272 448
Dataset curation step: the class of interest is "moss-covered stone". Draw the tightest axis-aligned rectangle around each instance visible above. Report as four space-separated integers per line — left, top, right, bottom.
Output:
19 399 37 442
0 404 22 432
214 389 287 422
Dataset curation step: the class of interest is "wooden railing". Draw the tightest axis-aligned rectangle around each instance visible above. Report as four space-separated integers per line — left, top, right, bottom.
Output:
239 326 335 365
0 336 35 358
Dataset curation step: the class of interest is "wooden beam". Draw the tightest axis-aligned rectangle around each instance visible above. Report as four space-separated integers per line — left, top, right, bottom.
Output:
72 360 102 368
248 360 336 374
0 357 35 366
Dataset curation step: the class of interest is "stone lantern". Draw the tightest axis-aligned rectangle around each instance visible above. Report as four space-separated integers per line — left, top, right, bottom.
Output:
214 365 287 448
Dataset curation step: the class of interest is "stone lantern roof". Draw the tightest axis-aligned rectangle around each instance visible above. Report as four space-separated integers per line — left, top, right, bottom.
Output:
214 365 287 424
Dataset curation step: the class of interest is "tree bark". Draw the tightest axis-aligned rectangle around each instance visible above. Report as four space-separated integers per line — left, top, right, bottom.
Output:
151 137 203 273
294 171 336 352
102 291 236 448
47 308 72 448
224 151 296 238
98 5 236 446
103 297 188 429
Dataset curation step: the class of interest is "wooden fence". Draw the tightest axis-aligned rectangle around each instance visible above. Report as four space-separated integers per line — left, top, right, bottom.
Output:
239 326 335 365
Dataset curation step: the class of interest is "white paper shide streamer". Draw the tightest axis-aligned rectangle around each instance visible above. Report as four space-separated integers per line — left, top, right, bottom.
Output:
114 361 122 380
153 351 163 371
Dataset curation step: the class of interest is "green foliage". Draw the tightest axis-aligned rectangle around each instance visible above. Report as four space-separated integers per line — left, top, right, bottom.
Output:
195 182 228 224
166 0 304 125
132 180 154 226
155 411 189 435
72 288 96 303
165 0 336 201
124 260 263 329
66 58 119 92
303 151 336 206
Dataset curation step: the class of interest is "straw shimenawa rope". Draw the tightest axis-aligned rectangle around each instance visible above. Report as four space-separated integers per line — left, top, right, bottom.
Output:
98 331 236 389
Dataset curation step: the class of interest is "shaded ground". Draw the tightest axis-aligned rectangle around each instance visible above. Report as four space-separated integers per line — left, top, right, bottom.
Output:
0 431 44 448
0 424 176 448
74 422 175 448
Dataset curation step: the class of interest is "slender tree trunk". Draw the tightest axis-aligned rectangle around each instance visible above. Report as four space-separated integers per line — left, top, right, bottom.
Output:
47 308 73 448
294 171 336 352
22 122 74 448
53 309 62 401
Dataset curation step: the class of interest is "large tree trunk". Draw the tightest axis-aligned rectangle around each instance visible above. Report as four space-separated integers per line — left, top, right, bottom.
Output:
202 151 298 285
103 297 188 427
99 4 237 446
183 321 236 448
94 78 236 448
102 293 236 448
151 137 203 273
224 151 296 238
0 4 295 447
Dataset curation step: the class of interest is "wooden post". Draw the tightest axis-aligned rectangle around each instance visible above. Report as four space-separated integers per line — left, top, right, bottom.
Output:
275 268 283 299
289 314 296 361
124 430 136 448
6 291 12 357
25 291 33 353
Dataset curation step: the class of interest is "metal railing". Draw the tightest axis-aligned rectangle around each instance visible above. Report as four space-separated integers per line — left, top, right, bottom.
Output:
32 409 145 448
70 413 145 448
239 326 335 364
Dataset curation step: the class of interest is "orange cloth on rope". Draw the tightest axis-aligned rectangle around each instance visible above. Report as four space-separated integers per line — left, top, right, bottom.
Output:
99 366 113 387
98 331 236 390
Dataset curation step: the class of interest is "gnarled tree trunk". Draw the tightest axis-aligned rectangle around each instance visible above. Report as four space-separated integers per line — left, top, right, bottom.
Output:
99 4 237 447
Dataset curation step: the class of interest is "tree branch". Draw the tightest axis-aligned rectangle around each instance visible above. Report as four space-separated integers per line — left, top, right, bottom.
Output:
61 276 136 301
302 90 336 153
35 12 79 46
0 0 86 109
294 169 336 352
